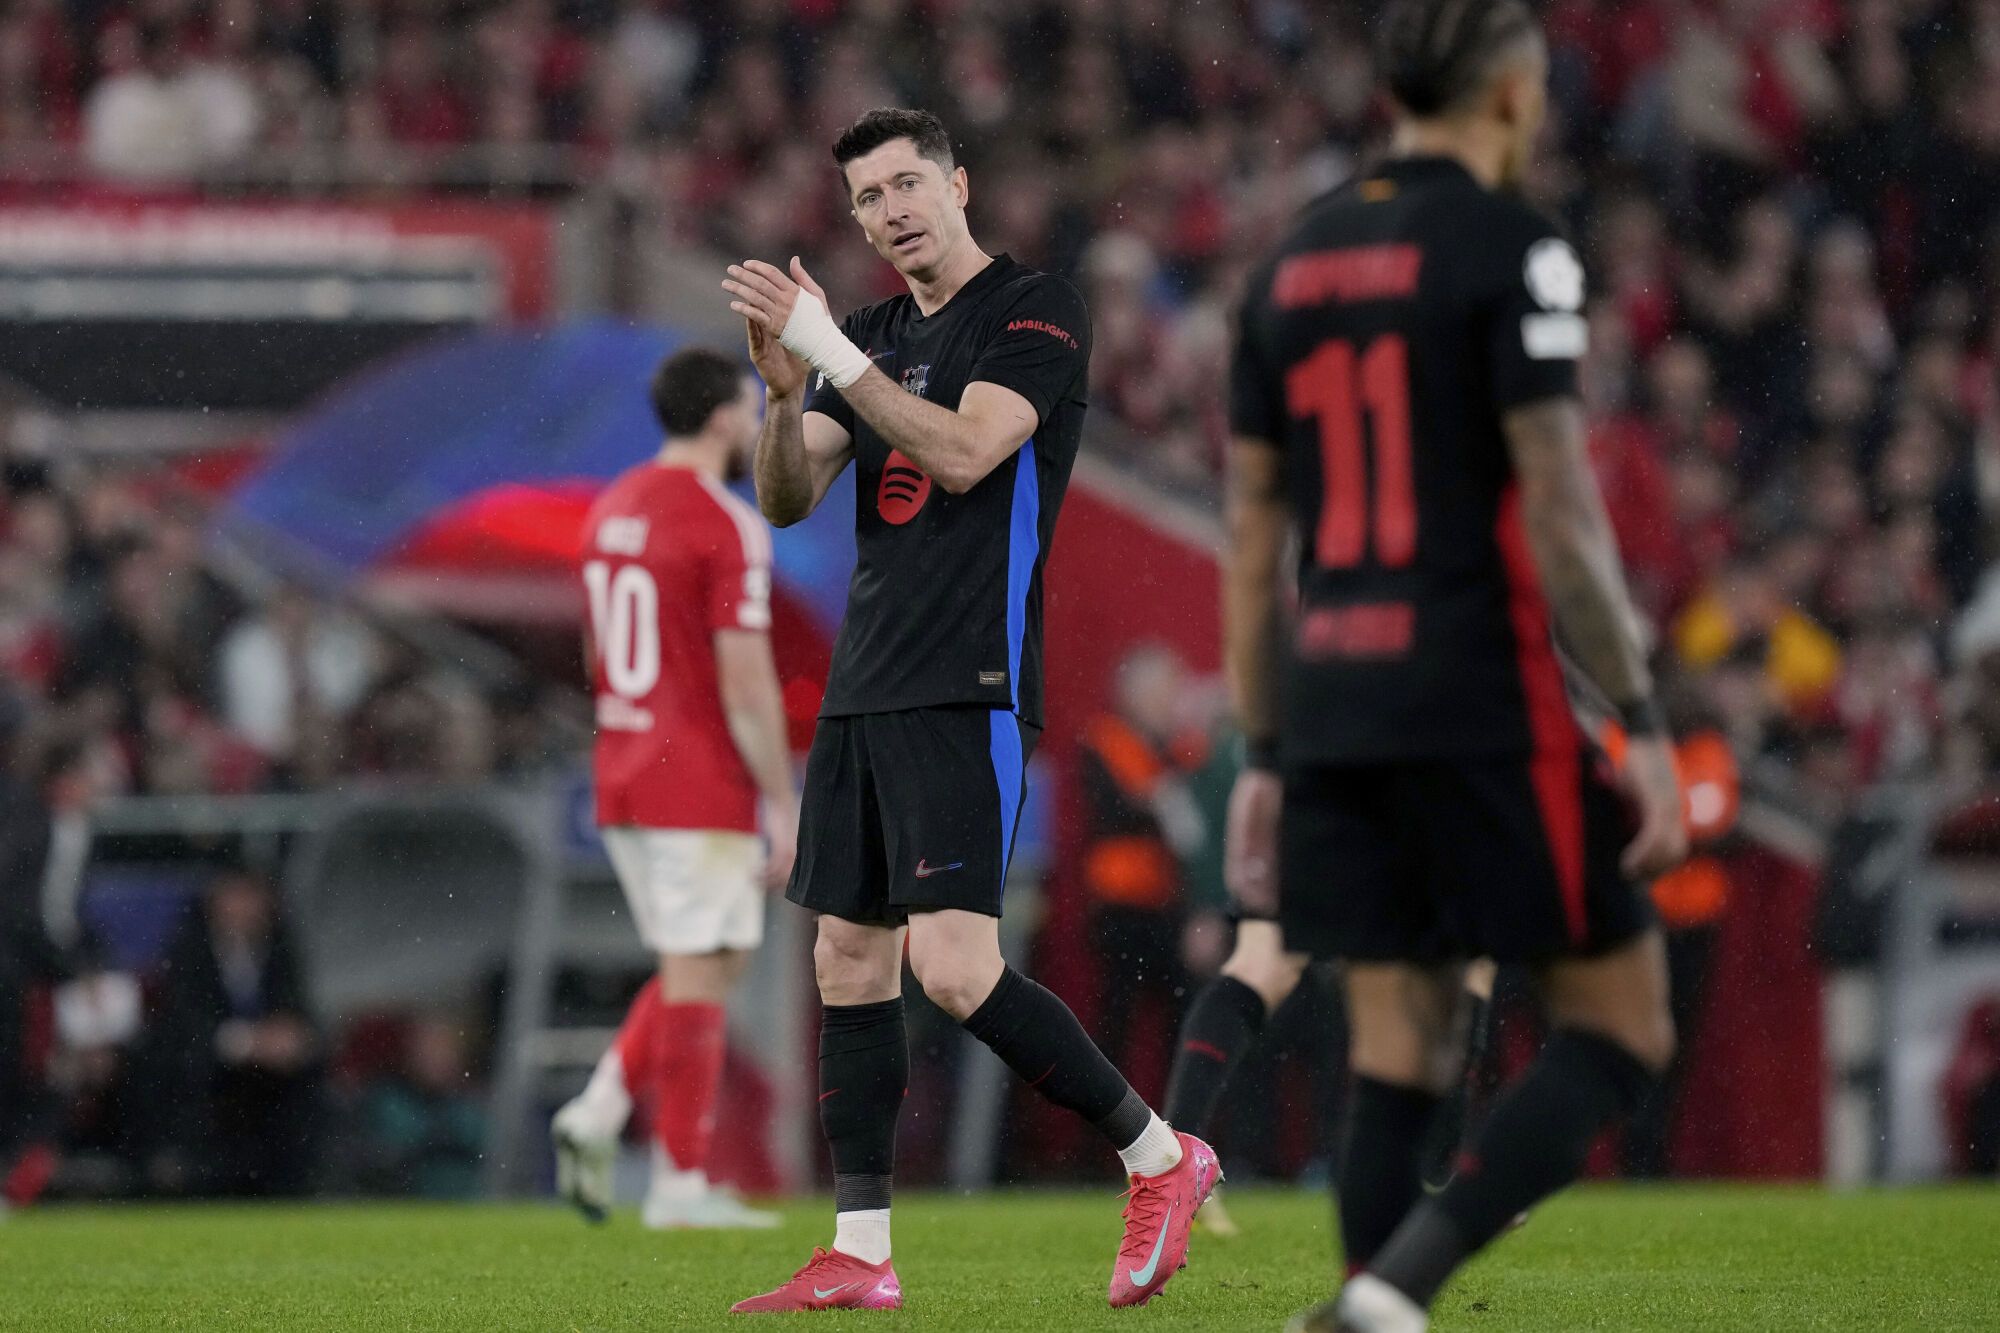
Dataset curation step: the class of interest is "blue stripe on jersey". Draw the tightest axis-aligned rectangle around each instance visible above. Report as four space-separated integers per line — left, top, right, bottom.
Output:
1005 439 1041 708
989 708 1026 880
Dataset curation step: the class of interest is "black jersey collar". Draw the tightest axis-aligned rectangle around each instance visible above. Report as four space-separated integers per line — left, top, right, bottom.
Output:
1375 154 1477 186
911 252 1015 323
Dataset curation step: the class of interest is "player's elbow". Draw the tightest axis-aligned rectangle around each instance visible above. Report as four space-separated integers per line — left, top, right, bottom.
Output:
1517 488 1592 562
757 493 809 527
715 632 777 709
932 446 999 494
719 712 760 766
717 676 756 723
934 435 1021 495
716 663 772 723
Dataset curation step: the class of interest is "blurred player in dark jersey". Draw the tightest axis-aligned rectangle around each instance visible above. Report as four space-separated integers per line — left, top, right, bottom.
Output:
1221 4 1688 1329
1160 856 1310 1235
552 348 799 1231
1163 943 1499 1236
720 108 1218 1315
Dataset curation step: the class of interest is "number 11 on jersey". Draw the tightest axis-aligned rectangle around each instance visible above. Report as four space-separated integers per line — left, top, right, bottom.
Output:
1286 334 1415 570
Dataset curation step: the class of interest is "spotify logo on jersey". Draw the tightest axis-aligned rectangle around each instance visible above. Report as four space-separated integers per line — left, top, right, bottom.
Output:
878 449 932 525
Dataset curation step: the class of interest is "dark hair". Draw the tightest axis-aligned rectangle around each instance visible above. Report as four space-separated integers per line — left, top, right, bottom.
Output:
831 108 955 188
1376 0 1540 117
649 347 744 437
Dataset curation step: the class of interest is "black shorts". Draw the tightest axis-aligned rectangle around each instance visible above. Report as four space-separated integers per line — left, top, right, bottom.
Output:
786 706 1038 925
1279 745 1653 964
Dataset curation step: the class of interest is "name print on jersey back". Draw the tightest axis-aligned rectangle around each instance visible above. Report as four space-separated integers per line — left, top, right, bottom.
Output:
1230 156 1591 765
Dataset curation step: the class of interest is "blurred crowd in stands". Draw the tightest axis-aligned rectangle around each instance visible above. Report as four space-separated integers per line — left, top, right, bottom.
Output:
1 848 490 1203
10 0 2000 791
0 460 568 802
0 457 541 1202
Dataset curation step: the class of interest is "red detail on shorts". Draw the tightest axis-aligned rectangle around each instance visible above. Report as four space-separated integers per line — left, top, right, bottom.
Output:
1494 484 1587 944
1344 1261 1367 1281
819 1089 842 1102
1454 1149 1482 1178
1182 1040 1229 1063
877 450 932 525
1029 1063 1057 1088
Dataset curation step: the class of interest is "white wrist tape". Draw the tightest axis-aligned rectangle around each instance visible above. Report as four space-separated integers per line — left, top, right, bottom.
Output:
778 289 871 389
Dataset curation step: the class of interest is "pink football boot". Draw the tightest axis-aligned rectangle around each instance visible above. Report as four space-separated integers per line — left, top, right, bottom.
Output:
730 1247 903 1314
1107 1131 1223 1308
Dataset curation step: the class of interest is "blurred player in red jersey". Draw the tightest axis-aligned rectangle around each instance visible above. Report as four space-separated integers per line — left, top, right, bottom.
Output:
551 347 799 1230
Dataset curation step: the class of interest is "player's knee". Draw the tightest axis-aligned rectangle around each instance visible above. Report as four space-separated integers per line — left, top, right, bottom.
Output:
661 949 745 1004
1347 1007 1458 1092
1624 1009 1676 1074
905 915 1006 1019
908 950 991 1020
813 928 893 1005
1348 1035 1448 1091
913 966 983 1020
1553 1005 1675 1074
906 940 1003 1021
1223 949 1305 1011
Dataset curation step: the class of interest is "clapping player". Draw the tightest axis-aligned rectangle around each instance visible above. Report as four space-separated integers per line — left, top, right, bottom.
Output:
721 108 1219 1315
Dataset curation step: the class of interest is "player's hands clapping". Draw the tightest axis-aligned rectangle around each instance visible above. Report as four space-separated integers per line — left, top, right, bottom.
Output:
1224 768 1283 917
725 257 831 400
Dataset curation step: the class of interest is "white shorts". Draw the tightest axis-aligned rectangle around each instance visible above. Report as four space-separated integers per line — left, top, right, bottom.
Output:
600 827 766 955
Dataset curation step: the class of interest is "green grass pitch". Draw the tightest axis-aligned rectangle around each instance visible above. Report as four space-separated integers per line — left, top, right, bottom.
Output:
6 1186 1996 1330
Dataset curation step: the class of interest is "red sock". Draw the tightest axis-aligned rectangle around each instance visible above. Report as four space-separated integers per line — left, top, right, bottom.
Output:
611 975 669 1098
653 1002 727 1174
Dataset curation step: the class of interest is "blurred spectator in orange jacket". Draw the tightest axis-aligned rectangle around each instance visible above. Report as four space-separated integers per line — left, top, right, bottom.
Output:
1603 716 1743 1176
1077 644 1207 1082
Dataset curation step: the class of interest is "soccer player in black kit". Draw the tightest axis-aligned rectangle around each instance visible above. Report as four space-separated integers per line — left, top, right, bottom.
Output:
721 108 1219 1315
1220 5 1688 1330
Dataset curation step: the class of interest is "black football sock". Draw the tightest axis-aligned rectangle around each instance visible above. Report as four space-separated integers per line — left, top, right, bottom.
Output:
819 998 908 1213
1369 1028 1656 1306
1163 975 1269 1138
1338 1076 1442 1271
1421 987 1496 1190
961 965 1150 1148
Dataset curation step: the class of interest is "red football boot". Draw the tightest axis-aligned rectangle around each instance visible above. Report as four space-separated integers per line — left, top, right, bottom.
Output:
730 1247 903 1314
1107 1131 1222 1308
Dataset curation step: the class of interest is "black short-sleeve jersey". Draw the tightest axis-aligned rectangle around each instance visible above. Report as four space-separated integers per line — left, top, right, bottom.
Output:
1230 156 1590 763
804 254 1091 726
